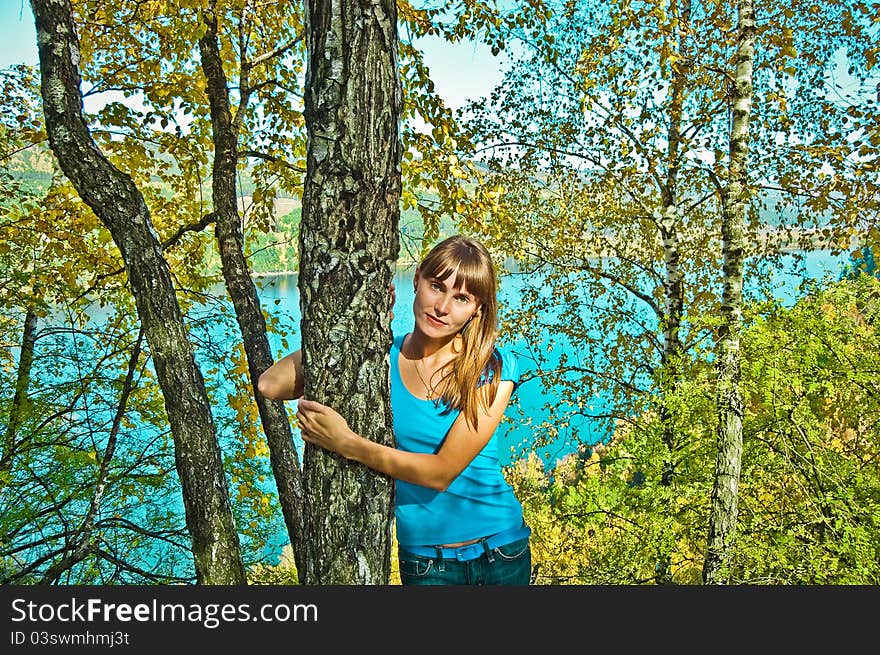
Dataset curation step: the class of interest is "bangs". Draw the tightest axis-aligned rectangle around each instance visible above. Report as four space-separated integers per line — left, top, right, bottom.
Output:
421 247 494 302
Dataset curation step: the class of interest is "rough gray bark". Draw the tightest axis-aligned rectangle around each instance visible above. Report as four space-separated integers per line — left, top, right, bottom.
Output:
198 4 307 576
299 0 401 583
0 308 37 481
29 0 245 584
703 0 755 585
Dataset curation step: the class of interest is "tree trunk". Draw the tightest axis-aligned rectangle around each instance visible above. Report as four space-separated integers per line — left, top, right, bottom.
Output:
29 0 246 584
654 0 692 584
298 0 401 583
198 4 307 576
703 0 755 585
0 307 37 482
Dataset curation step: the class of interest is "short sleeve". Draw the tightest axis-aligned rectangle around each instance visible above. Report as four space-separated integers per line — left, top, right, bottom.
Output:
477 345 522 393
498 346 521 392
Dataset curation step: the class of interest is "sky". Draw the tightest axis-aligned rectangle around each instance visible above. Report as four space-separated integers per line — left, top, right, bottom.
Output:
2 2 38 67
0 1 506 113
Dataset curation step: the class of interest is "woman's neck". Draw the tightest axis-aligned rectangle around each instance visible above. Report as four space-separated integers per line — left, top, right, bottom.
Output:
404 329 460 365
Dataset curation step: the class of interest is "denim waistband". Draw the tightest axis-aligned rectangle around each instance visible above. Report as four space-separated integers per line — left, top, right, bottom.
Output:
399 524 531 562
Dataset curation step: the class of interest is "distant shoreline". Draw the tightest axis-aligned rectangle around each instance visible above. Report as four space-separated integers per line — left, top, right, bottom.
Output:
248 242 842 279
250 260 419 278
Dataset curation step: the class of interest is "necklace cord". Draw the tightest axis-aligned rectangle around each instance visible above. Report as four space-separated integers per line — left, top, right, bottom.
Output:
413 358 438 399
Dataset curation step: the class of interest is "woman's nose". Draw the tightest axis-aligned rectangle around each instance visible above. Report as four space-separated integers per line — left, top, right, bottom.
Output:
435 294 452 315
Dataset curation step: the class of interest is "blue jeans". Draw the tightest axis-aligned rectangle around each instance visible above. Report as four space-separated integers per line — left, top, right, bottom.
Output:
398 537 531 585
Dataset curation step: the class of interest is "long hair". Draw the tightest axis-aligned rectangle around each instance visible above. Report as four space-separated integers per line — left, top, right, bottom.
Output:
417 235 502 429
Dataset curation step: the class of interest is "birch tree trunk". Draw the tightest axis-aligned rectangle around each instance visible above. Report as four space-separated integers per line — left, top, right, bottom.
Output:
654 0 692 584
198 4 307 574
29 0 246 584
298 0 401 584
703 0 755 585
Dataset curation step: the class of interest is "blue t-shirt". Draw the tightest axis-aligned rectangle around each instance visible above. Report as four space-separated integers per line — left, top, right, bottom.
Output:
391 333 526 546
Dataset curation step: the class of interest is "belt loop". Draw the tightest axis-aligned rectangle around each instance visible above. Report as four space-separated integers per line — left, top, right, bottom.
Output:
481 538 495 563
435 547 446 572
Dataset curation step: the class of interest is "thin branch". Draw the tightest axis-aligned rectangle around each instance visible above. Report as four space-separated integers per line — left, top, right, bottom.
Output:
240 149 306 173
245 34 304 71
70 212 217 304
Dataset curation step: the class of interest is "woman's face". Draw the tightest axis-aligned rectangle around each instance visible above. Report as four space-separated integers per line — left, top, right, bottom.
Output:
412 268 480 339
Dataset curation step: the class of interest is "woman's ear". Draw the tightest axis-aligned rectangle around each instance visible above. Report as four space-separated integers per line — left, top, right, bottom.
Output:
413 266 421 292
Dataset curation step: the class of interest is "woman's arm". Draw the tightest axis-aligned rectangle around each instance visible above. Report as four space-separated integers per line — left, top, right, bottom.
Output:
258 283 395 402
296 380 515 492
257 350 304 400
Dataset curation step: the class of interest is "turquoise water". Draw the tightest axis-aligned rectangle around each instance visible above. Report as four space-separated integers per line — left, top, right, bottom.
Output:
253 267 587 470
41 248 846 568
250 249 849 470
214 248 851 563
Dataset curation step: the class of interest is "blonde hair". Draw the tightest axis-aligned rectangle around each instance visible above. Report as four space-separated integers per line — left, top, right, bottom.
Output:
417 235 502 429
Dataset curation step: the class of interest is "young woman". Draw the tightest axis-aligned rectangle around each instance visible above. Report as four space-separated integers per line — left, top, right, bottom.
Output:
257 235 531 585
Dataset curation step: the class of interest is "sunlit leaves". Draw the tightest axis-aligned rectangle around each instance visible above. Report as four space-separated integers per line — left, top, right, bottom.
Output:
510 274 879 583
733 275 880 582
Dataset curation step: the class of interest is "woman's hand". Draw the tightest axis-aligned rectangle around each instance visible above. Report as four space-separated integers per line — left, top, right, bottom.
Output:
297 398 359 459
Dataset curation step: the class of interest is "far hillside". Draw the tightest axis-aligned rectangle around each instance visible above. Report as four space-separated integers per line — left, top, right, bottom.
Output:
197 194 456 277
